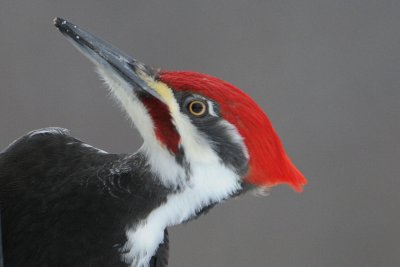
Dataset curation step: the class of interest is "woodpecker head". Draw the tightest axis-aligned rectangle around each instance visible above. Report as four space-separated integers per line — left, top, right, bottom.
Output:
54 18 306 197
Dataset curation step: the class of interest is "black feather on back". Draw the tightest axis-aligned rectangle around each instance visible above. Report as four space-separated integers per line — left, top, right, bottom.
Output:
0 210 3 267
0 128 171 266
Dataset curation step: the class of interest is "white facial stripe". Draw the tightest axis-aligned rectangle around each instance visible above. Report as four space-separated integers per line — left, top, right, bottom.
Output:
96 66 185 187
207 100 218 117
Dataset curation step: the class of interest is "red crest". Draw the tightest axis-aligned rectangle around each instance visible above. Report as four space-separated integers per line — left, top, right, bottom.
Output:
159 71 307 192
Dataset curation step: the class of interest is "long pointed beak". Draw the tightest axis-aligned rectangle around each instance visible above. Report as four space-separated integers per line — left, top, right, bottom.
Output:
53 17 162 101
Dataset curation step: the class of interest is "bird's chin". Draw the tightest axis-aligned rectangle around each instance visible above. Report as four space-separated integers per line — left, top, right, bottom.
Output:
96 65 137 98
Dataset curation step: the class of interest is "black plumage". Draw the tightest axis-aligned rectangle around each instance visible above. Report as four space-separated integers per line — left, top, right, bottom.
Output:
0 210 3 267
0 128 171 266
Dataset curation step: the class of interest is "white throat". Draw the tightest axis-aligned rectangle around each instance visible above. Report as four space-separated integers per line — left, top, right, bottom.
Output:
122 159 241 267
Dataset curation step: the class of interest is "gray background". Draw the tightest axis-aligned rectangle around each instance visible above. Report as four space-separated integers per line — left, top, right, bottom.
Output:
1 1 399 266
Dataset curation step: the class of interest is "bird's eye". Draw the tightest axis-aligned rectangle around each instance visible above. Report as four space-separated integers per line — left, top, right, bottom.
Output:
188 100 207 116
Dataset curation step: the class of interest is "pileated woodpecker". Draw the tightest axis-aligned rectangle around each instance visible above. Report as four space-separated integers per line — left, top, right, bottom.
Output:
0 18 307 267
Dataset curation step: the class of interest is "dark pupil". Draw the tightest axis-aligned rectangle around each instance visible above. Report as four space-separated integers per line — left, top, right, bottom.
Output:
191 102 204 114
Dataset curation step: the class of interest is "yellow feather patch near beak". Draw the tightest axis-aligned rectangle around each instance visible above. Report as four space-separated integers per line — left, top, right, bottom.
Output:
143 77 180 114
